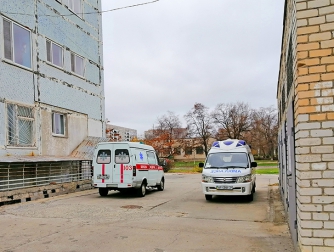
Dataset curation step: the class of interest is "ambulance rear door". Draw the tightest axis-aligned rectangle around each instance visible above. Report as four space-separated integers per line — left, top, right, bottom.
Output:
113 143 133 186
95 146 115 186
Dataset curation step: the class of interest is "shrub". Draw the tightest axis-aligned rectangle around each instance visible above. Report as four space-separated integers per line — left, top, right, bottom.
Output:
163 159 174 172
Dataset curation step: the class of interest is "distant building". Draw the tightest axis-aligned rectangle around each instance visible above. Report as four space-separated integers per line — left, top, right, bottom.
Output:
0 0 105 159
106 124 137 142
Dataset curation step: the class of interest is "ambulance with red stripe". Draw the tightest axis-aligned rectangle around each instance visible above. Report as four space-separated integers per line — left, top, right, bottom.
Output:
92 142 165 197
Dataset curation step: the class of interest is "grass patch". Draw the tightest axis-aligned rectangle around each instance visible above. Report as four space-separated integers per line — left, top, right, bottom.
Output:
256 161 278 167
174 161 204 168
255 168 279 174
168 167 202 173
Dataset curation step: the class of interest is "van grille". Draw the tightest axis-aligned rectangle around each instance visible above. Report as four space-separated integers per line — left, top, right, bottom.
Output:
213 177 238 184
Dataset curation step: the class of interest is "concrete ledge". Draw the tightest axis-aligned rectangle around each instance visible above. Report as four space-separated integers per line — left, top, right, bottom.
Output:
268 185 288 224
0 180 93 206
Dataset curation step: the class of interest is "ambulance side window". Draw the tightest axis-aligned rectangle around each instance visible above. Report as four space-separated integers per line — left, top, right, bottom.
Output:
147 151 157 165
97 149 111 164
115 149 130 164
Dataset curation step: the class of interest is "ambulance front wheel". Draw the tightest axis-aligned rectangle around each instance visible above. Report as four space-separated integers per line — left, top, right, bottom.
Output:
99 188 109 197
136 182 147 197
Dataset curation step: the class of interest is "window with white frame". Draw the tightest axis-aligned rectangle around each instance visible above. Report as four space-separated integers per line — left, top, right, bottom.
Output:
71 52 84 76
3 19 32 68
52 112 66 136
46 39 63 67
67 0 83 17
7 103 34 146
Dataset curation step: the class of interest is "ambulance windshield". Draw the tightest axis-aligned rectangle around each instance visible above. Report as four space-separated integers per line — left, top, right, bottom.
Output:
205 153 248 168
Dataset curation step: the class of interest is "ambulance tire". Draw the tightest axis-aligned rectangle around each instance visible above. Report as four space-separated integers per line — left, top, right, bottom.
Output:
136 182 146 197
252 182 256 193
99 188 109 197
157 178 164 191
205 194 212 201
247 192 254 202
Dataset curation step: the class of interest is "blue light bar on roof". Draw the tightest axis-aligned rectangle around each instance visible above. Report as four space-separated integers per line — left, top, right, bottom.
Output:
223 140 234 145
236 140 246 147
212 141 220 148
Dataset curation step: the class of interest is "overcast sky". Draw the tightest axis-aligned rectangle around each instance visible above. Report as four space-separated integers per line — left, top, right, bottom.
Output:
101 0 285 137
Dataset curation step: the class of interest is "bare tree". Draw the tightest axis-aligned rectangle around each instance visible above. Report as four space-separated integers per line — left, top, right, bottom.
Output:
184 103 214 157
212 102 253 140
156 111 182 156
251 106 278 159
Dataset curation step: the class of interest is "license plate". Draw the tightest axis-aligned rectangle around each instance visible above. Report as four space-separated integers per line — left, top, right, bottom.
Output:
216 185 233 190
97 174 110 179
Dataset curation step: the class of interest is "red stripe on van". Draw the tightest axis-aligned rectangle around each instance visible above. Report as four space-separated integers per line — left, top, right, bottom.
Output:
136 164 163 171
121 163 124 183
102 164 105 183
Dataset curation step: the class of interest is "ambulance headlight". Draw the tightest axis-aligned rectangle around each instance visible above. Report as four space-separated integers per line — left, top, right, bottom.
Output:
237 175 252 183
202 175 214 183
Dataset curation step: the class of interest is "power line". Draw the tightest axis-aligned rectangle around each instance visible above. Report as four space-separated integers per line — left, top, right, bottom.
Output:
0 0 160 17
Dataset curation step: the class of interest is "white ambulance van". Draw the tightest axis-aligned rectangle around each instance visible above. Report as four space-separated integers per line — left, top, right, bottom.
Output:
92 142 165 197
199 139 257 201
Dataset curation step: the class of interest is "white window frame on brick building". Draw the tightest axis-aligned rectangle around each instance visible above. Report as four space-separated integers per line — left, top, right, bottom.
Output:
6 102 35 147
46 39 63 68
52 112 66 136
70 52 85 77
2 18 32 68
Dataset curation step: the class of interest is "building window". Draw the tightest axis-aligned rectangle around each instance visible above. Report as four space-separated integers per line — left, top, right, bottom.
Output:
174 147 181 155
185 147 192 155
71 52 84 76
52 112 66 136
55 0 82 17
67 0 83 17
286 36 294 98
46 40 63 67
3 19 31 68
196 146 204 155
7 103 34 146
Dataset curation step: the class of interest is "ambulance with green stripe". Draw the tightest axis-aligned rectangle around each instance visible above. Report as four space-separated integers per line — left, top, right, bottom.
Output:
200 139 257 201
92 142 165 197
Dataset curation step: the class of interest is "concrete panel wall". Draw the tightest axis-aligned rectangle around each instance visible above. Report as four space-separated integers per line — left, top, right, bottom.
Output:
0 0 105 157
40 104 88 156
88 118 103 137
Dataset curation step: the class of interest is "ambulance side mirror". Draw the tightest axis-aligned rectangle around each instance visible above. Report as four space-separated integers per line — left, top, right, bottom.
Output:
159 159 166 166
251 162 257 168
199 162 204 168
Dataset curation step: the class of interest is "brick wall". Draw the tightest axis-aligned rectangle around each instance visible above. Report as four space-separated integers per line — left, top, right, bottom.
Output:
295 0 334 251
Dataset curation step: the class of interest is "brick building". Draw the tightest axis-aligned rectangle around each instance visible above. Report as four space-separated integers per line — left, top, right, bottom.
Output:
277 0 334 251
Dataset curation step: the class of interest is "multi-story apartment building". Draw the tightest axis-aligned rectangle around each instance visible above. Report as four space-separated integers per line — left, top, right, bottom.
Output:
277 1 334 251
0 0 105 158
106 124 137 142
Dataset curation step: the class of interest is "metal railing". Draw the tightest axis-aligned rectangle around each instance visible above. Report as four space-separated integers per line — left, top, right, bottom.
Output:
0 160 92 192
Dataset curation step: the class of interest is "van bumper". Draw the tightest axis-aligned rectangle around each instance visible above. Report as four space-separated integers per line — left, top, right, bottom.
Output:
202 182 253 196
93 182 138 189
